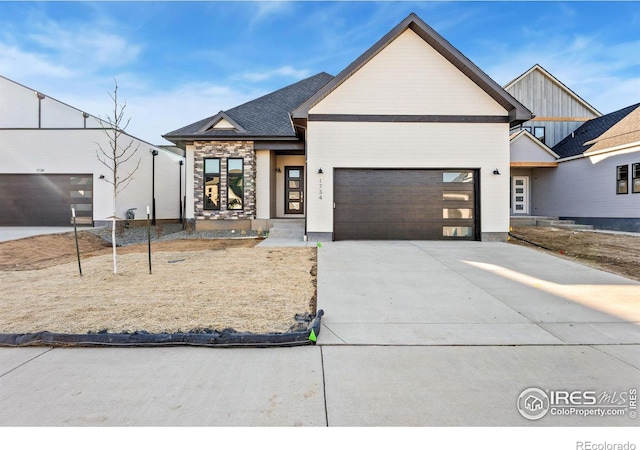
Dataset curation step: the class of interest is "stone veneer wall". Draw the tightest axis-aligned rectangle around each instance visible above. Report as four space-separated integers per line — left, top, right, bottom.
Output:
193 141 256 220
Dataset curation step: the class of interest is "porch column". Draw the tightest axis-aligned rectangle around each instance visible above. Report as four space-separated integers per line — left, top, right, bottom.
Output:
255 149 272 219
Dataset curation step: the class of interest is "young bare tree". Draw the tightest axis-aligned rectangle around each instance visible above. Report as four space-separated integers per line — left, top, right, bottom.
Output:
96 79 141 274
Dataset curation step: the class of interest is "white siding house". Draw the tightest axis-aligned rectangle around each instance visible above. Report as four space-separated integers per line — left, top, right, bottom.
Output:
292 15 532 241
0 75 184 226
165 13 532 241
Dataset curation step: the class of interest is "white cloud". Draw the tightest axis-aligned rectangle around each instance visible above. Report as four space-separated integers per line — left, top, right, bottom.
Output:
58 81 264 145
0 43 75 80
481 33 640 114
233 65 311 83
27 19 142 70
248 1 295 27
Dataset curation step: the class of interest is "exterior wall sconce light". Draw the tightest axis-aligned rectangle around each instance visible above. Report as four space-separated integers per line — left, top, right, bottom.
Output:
275 167 282 173
99 174 105 179
493 169 501 175
318 168 323 174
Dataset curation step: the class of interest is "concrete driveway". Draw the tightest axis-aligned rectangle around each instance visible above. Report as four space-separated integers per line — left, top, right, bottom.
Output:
0 226 75 242
1 241 639 430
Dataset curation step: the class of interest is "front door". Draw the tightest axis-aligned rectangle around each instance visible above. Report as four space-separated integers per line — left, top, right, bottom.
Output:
512 176 530 215
285 166 304 214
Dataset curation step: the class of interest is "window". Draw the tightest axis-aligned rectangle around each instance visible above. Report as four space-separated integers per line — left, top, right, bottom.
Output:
510 125 532 135
533 126 545 144
443 208 473 219
227 158 244 210
204 158 220 210
443 172 473 183
617 165 628 194
443 226 473 238
633 163 640 194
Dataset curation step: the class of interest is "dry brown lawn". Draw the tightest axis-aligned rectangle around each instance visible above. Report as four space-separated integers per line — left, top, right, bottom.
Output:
509 226 640 282
0 232 317 335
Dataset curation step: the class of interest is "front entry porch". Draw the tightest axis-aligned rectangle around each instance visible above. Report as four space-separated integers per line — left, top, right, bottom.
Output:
255 150 306 221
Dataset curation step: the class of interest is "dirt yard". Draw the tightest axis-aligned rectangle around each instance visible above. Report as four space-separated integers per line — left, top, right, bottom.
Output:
2 226 637 335
0 232 317 335
509 226 640 282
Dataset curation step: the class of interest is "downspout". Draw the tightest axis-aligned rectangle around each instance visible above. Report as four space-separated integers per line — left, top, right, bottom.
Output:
183 153 187 230
179 160 184 224
292 113 308 239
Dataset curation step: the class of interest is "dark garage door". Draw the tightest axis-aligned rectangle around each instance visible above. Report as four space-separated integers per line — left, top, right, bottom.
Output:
334 169 478 240
0 174 93 226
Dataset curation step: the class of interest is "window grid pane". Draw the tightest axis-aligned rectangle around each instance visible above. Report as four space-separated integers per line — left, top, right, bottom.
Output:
204 158 220 210
617 165 629 194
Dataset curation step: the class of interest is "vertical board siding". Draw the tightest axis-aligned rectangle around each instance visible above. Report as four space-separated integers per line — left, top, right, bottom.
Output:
506 69 599 148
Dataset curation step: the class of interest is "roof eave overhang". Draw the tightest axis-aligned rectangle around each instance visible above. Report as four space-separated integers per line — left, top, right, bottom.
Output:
583 141 640 158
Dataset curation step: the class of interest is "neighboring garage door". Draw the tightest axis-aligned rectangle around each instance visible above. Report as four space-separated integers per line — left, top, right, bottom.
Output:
334 169 478 240
0 174 93 226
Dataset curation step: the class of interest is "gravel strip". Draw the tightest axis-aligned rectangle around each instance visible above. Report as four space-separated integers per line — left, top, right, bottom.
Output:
87 224 260 246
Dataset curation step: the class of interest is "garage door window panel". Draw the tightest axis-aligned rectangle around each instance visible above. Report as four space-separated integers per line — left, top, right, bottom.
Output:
443 226 474 238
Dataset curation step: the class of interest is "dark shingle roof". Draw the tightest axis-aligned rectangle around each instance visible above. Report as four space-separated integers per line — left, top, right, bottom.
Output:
553 103 640 158
164 72 334 140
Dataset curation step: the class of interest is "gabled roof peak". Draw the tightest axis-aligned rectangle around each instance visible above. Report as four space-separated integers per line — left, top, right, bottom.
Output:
504 64 601 117
292 13 532 125
198 111 247 134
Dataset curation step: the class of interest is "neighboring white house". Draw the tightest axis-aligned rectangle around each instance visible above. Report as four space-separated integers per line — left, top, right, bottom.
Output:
0 75 185 226
164 13 532 241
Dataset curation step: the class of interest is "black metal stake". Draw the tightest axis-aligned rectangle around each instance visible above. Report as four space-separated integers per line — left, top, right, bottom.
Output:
72 208 82 276
179 160 184 224
147 206 152 275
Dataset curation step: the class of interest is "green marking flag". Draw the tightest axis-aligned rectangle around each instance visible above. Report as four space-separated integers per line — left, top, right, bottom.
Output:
309 329 317 342
317 242 322 248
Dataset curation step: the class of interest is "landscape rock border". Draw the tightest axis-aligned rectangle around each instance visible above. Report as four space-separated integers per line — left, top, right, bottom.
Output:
0 310 323 348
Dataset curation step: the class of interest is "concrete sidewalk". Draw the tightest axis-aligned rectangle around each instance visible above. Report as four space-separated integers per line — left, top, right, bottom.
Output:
1 241 639 427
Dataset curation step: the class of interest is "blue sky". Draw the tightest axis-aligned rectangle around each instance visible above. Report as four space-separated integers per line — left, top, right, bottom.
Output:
1 1 639 144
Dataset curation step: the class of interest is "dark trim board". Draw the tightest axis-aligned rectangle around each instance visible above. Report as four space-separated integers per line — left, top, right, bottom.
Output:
308 114 510 123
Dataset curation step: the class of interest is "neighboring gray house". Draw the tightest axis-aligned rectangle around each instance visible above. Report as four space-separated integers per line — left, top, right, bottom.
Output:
165 13 532 241
533 103 640 231
505 65 601 216
505 64 640 232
